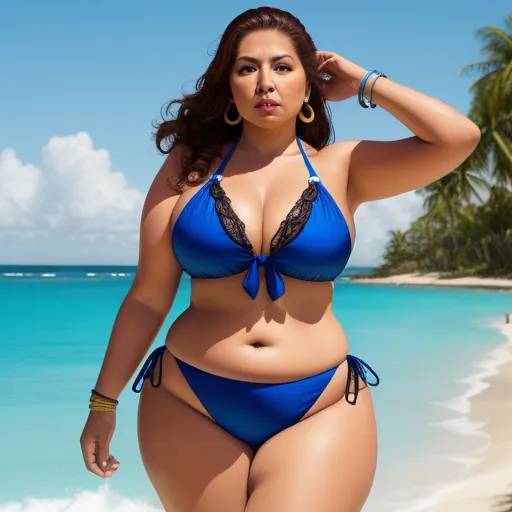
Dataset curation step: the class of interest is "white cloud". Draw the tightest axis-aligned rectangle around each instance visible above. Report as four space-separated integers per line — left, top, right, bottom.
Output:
0 132 144 264
0 148 44 228
41 132 143 232
349 191 424 267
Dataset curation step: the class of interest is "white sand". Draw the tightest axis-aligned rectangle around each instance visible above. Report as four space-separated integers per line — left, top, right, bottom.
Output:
351 273 512 289
413 323 512 511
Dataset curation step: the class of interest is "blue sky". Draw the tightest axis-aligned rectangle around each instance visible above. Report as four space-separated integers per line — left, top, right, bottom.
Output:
0 1 509 265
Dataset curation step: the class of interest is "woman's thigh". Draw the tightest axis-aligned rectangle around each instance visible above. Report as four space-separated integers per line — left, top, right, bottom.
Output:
137 382 253 512
245 387 378 512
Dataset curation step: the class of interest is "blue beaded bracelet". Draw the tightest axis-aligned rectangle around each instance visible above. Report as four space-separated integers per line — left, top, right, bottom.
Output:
358 70 387 108
358 70 376 108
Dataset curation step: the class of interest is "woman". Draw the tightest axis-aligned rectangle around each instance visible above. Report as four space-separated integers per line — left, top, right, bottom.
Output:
80 7 480 511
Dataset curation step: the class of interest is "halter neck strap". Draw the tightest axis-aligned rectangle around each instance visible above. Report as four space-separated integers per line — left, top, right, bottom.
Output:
296 137 318 178
214 136 241 176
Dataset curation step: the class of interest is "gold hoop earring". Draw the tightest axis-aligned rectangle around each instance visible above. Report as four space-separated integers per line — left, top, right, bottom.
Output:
224 103 242 125
298 102 315 123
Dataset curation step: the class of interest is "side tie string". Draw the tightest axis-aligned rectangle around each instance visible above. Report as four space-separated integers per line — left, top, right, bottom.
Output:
345 355 380 405
132 345 167 393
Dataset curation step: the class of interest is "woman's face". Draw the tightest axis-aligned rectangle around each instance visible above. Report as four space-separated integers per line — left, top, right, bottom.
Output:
229 29 310 128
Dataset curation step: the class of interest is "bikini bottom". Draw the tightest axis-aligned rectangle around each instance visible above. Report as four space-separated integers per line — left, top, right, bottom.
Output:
132 345 379 451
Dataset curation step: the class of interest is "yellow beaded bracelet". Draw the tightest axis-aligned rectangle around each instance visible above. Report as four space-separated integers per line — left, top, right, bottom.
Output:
89 404 116 412
90 404 116 411
90 397 116 405
89 389 118 412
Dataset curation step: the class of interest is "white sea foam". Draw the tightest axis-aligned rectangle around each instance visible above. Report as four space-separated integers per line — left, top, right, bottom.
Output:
436 416 489 441
432 339 512 416
0 484 162 512
41 273 56 278
86 273 96 277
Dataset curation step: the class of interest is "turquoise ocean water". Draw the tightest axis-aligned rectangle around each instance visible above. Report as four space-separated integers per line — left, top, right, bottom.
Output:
1 265 511 511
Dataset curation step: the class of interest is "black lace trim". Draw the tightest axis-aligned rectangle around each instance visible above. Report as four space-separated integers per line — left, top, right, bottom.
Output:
270 181 318 253
210 179 319 255
210 180 254 252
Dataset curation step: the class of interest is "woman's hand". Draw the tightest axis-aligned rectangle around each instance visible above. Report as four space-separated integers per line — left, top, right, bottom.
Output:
316 51 368 102
80 411 120 478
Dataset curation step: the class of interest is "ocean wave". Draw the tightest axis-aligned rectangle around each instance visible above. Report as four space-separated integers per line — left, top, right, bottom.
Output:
0 484 162 512
433 327 512 419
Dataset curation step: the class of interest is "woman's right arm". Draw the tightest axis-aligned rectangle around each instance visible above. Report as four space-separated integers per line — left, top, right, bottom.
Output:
80 144 184 478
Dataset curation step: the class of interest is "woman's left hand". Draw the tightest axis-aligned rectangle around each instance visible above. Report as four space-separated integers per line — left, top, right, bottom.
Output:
316 51 368 102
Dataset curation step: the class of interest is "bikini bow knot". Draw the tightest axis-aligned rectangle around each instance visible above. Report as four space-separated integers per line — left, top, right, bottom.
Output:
242 254 285 301
256 254 267 265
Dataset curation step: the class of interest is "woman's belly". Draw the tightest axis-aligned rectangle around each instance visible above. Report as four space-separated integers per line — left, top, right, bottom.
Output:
165 275 349 382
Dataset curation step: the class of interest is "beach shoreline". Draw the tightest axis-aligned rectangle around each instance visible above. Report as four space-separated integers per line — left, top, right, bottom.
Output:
350 273 512 290
405 321 512 512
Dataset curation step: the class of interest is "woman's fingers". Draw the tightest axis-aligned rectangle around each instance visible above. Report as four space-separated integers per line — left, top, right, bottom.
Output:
95 439 111 471
80 411 118 477
317 56 335 72
316 50 334 63
95 442 121 477
81 438 107 478
104 454 121 474
80 437 120 478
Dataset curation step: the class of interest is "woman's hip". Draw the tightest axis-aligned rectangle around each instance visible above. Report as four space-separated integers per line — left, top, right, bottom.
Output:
134 345 379 451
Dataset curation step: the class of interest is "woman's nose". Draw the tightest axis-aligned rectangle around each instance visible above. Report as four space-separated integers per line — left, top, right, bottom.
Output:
258 84 275 94
257 70 275 94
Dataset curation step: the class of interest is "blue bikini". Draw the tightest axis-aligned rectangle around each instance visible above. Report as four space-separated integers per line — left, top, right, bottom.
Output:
132 136 379 451
171 136 352 301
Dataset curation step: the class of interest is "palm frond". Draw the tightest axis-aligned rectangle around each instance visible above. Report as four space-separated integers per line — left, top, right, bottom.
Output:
458 60 506 77
476 25 512 52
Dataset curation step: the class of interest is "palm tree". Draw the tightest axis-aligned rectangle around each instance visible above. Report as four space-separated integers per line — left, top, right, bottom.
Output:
388 230 407 256
467 91 512 184
377 230 410 274
419 169 488 264
459 16 512 182
419 158 488 215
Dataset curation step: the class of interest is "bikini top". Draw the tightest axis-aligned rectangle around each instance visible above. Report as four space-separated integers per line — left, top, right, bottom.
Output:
171 136 353 301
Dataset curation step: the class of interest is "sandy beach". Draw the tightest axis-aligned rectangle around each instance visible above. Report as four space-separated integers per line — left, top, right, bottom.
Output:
413 322 512 512
350 273 512 290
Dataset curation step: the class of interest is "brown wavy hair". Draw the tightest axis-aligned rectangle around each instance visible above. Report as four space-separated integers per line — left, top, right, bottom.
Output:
153 6 333 190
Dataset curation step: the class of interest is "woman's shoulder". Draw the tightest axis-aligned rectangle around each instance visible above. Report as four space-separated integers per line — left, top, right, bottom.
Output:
146 143 187 203
312 140 353 171
318 140 360 159
310 140 357 186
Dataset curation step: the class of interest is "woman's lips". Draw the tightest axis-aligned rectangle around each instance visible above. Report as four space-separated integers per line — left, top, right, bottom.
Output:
256 105 278 112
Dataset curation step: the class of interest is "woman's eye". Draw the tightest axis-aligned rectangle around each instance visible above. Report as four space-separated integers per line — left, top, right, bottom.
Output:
238 65 291 74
